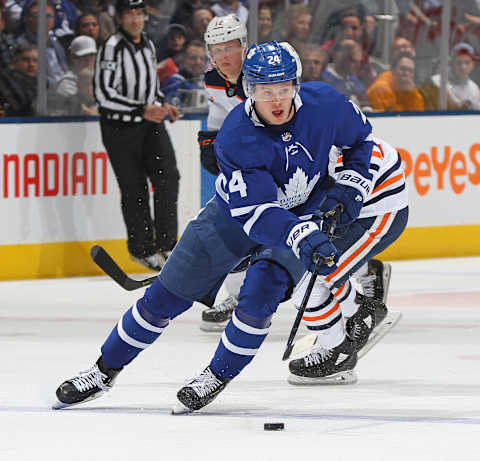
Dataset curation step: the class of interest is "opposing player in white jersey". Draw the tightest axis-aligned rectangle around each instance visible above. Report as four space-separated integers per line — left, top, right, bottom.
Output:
53 41 408 412
199 16 392 334
197 14 250 331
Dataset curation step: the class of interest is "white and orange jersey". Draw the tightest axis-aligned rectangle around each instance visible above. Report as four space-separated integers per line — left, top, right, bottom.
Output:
329 136 408 218
204 68 246 131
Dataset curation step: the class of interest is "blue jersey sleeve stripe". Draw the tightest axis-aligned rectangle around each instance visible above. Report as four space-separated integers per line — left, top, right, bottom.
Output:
243 203 281 236
231 204 259 217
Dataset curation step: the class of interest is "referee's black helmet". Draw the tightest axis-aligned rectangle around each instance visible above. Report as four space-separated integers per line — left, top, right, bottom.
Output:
116 0 145 13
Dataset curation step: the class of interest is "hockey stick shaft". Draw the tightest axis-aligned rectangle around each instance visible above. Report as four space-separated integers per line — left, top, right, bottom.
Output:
90 245 158 291
281 204 343 361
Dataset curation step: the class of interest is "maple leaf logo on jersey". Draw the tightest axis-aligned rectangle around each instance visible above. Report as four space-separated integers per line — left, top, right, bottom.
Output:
277 167 321 209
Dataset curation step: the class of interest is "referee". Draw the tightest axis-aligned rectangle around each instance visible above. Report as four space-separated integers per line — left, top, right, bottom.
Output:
94 0 180 271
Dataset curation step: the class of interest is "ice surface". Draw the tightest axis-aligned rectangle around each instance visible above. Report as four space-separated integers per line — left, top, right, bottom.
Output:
1 257 480 461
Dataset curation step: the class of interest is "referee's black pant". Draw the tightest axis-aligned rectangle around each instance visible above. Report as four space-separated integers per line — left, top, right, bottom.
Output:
100 118 179 258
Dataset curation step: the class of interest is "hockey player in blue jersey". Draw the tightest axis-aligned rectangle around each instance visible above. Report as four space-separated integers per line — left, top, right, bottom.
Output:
54 41 408 411
200 17 392 334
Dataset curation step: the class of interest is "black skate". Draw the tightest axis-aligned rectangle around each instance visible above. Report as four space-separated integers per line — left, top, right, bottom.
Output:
174 367 230 413
359 259 392 306
288 337 358 385
346 294 378 351
130 251 170 272
200 295 238 332
53 357 122 409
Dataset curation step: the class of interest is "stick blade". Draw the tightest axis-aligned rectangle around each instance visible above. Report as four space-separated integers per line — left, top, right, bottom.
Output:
90 245 132 290
282 345 294 361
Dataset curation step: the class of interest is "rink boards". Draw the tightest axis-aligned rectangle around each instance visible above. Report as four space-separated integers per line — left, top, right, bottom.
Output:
0 113 479 279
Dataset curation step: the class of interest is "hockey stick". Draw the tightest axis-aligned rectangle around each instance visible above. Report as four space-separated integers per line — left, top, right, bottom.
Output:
90 245 158 291
282 205 343 361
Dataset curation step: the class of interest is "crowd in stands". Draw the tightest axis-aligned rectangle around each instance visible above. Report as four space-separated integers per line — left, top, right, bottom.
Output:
1 0 480 117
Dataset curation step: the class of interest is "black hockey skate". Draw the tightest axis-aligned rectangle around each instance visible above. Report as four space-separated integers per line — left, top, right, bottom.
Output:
360 259 392 305
174 367 230 413
346 294 379 351
200 295 238 332
130 251 170 272
53 357 122 409
288 336 358 385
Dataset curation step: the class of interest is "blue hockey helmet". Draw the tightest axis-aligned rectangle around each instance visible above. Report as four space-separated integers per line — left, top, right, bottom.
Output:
242 41 302 100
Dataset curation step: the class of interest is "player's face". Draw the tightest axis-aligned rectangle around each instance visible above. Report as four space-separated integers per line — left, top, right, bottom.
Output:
210 40 243 78
253 81 296 125
118 9 145 41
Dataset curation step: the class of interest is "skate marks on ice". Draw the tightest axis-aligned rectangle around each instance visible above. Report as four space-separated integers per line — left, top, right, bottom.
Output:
2 403 480 426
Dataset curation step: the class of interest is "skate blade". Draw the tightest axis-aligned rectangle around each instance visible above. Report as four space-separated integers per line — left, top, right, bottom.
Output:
52 399 70 410
199 321 228 332
382 263 392 304
287 369 358 386
171 402 194 415
358 310 402 359
51 390 105 410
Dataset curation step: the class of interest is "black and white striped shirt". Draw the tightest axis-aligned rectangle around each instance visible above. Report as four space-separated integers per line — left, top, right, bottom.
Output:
94 30 164 122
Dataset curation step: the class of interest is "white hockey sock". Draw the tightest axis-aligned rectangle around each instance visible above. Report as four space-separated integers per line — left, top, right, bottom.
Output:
335 280 359 319
224 271 246 298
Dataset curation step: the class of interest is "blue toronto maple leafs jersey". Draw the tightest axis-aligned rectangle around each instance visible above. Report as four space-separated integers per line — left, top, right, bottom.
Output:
214 81 375 251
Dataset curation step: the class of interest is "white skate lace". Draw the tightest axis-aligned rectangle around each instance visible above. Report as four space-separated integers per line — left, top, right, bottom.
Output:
304 347 332 367
213 296 238 313
358 274 376 297
187 369 223 398
71 365 109 393
351 322 363 339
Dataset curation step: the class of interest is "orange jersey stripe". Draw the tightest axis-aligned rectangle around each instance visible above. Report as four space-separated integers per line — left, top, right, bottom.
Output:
302 302 340 322
373 173 404 194
205 84 225 91
333 282 346 298
326 213 391 283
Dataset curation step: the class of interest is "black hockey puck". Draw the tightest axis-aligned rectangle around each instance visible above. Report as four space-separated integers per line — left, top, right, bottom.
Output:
264 422 285 431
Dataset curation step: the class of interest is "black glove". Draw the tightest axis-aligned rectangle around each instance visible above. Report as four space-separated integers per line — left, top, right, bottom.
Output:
198 130 219 175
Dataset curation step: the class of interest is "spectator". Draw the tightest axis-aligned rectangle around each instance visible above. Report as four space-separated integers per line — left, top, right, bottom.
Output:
370 36 417 75
367 52 425 112
211 0 248 25
49 0 77 38
2 0 26 34
71 67 98 115
161 39 206 105
187 7 214 43
257 4 273 42
17 0 68 85
144 0 175 50
51 35 97 114
0 43 37 116
283 4 311 54
321 5 376 87
0 7 15 69
75 11 100 45
322 39 368 108
76 0 115 43
421 42 480 110
300 43 328 82
155 23 187 61
170 0 203 28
